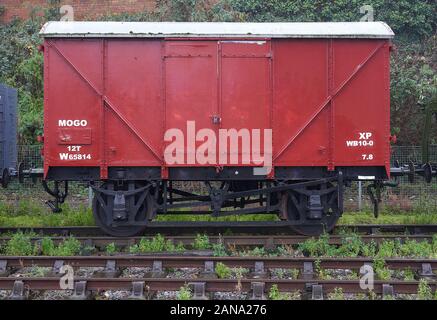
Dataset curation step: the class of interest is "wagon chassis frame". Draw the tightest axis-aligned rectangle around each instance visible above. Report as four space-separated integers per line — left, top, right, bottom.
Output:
80 173 345 236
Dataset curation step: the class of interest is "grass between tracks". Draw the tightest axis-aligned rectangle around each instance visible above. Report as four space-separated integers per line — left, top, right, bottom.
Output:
2 230 437 259
1 199 437 227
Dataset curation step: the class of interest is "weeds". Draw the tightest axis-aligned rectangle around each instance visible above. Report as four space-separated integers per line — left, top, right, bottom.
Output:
215 262 231 279
268 284 293 300
27 266 48 277
296 232 437 259
175 241 185 252
193 234 210 250
377 240 399 258
328 287 345 300
0 201 94 227
314 259 332 280
290 268 300 280
129 234 176 253
4 232 34 255
373 257 391 280
106 242 117 255
239 247 266 257
336 233 363 257
417 279 433 300
39 237 56 255
297 233 334 257
35 236 81 256
367 290 378 300
277 245 294 256
399 239 433 258
361 240 377 257
212 242 227 257
56 237 82 256
402 268 415 281
176 284 192 300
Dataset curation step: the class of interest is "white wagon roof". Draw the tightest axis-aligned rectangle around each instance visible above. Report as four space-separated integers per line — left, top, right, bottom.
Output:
40 21 394 39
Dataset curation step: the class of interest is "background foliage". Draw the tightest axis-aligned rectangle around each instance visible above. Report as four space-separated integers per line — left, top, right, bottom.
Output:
0 0 435 144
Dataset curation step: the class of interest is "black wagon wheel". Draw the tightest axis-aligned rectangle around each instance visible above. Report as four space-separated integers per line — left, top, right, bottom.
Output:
92 182 154 237
281 183 341 236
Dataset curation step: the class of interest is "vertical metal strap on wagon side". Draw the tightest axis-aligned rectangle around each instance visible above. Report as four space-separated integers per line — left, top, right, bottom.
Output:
327 39 335 171
100 39 108 179
337 171 344 215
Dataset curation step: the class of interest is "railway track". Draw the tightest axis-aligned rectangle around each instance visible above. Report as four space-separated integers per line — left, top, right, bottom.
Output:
0 255 436 299
0 234 434 250
1 223 436 299
1 222 437 237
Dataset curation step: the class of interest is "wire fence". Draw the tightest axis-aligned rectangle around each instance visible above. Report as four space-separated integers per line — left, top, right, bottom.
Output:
347 145 437 211
2 145 437 212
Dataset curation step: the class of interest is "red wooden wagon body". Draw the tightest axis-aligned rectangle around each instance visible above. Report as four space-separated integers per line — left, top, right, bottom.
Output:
39 22 394 236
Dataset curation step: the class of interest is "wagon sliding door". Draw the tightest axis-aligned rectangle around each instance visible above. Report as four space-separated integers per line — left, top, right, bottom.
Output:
164 41 218 166
219 41 272 167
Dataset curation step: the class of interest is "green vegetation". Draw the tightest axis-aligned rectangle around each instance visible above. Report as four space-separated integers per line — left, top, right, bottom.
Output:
373 257 391 281
176 284 192 300
238 246 266 257
297 232 437 259
212 241 227 257
1 232 82 256
3 232 34 255
215 262 232 279
128 234 185 253
193 234 210 250
0 201 94 227
402 268 415 281
1 196 437 228
156 214 278 222
328 287 345 300
417 279 433 300
339 210 437 225
105 242 117 255
39 236 81 256
26 266 48 277
4 227 436 261
314 259 332 280
268 284 293 300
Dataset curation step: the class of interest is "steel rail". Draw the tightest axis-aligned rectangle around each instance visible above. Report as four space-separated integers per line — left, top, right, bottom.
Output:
0 223 436 236
2 255 437 270
0 234 434 248
0 277 431 294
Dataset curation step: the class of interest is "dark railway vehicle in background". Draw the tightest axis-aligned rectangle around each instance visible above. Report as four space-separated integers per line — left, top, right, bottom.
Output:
0 84 18 188
39 21 397 236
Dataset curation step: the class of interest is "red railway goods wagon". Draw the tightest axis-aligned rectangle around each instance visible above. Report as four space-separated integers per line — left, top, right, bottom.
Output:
39 21 394 236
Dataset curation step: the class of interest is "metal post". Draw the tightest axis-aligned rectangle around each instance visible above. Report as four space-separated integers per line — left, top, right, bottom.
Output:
88 187 93 208
358 181 362 211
